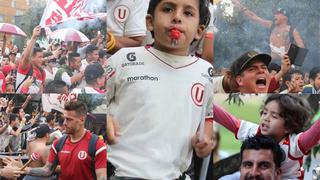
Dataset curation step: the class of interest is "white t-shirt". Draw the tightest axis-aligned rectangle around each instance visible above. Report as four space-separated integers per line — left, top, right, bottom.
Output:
0 125 12 152
71 86 105 94
106 46 214 179
107 0 149 37
80 59 89 72
237 121 306 180
212 76 226 93
44 67 58 82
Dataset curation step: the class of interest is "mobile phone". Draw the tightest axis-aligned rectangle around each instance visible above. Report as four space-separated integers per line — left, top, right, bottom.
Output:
287 43 298 64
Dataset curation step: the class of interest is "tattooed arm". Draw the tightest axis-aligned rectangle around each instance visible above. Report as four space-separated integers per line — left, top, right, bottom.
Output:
24 162 55 177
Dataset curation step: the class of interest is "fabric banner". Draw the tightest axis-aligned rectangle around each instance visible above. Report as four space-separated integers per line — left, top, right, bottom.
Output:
39 0 93 27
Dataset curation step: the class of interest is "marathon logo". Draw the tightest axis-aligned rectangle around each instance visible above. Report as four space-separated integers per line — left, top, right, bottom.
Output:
121 61 144 68
127 75 159 82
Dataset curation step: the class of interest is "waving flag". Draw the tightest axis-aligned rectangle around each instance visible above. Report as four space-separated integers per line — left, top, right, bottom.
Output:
40 0 94 27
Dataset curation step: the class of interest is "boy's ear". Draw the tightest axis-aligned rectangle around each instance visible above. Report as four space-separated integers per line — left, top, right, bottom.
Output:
235 75 243 86
194 25 206 40
146 14 154 32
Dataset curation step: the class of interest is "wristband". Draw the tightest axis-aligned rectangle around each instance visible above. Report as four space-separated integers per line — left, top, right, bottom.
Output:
107 32 116 52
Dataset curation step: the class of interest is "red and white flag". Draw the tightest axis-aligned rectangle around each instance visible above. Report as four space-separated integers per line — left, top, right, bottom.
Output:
40 0 94 27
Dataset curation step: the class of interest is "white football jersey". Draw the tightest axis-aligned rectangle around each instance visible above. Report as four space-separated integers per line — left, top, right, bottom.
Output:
237 121 306 180
107 0 149 37
106 46 214 179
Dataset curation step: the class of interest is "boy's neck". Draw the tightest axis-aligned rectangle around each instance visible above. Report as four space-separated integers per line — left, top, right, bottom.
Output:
153 43 188 56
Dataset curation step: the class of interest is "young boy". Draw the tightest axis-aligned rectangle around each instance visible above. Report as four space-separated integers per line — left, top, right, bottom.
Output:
213 94 320 180
106 0 213 179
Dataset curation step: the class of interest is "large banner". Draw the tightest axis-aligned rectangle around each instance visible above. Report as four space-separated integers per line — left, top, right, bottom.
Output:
40 0 93 27
42 94 78 112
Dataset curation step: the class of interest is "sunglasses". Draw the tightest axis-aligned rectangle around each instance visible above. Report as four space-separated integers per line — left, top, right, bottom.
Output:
49 58 57 63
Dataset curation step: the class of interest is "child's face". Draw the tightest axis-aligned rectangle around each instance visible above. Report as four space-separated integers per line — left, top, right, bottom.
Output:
259 100 289 141
312 73 320 90
146 0 205 55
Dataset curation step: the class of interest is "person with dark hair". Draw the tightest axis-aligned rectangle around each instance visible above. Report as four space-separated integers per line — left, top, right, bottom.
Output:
80 45 99 71
43 51 58 82
98 49 107 67
72 63 105 93
213 94 320 179
0 113 25 152
44 80 68 93
280 69 304 93
302 66 320 94
231 0 305 65
54 52 84 90
107 0 213 179
16 26 46 93
24 124 52 180
239 135 283 180
23 100 106 180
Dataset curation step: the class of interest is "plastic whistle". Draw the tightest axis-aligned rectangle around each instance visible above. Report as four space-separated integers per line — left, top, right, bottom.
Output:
170 28 181 46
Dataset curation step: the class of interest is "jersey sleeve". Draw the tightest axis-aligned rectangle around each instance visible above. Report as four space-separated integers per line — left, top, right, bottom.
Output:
106 50 122 115
124 0 149 37
237 121 259 141
61 72 72 86
213 104 241 135
47 139 59 164
297 119 320 154
94 139 107 169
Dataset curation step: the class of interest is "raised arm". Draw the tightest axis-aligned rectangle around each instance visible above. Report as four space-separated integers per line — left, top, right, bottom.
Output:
213 104 241 134
232 0 273 28
293 29 305 48
20 26 41 69
298 117 320 154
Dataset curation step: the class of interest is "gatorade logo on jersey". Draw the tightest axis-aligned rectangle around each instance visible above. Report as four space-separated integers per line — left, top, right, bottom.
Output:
78 151 88 160
114 5 130 23
191 83 204 107
122 52 144 67
208 67 213 77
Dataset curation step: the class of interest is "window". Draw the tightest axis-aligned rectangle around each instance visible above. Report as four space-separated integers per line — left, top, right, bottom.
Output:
0 15 4 22
11 0 16 8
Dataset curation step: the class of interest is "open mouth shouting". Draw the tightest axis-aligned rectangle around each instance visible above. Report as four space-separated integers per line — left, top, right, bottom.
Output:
255 77 268 92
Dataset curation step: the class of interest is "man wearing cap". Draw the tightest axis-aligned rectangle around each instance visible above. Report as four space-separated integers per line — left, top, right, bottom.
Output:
71 63 105 94
230 51 271 93
231 0 305 64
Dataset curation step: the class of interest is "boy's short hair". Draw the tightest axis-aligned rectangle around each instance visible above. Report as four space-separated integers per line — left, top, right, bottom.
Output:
262 94 312 134
68 52 80 63
85 45 99 55
147 0 211 27
240 135 284 169
32 47 43 57
64 100 88 117
9 113 18 123
44 80 67 93
309 66 320 81
283 69 303 82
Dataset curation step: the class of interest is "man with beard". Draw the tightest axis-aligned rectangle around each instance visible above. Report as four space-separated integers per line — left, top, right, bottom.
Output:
23 100 107 180
240 135 283 180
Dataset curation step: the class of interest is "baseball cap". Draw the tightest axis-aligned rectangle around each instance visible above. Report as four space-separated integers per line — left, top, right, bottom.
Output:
230 51 271 77
85 63 105 81
275 8 288 16
35 124 51 138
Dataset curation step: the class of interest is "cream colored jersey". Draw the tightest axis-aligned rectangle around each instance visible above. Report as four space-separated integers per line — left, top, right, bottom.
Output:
107 0 149 37
106 46 214 179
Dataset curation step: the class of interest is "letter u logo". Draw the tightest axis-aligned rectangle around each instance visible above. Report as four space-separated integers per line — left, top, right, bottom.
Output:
191 83 205 106
114 5 130 23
